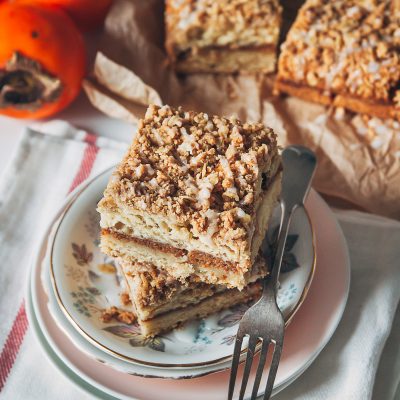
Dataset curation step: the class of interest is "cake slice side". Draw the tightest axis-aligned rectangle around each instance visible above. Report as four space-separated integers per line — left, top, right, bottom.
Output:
119 259 267 337
99 173 280 288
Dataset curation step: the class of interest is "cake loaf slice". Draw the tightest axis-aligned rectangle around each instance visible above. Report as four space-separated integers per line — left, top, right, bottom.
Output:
98 104 281 289
165 0 282 74
119 258 267 337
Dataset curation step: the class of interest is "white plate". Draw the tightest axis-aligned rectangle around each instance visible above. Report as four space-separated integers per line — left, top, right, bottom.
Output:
38 185 314 379
27 289 318 399
29 185 351 399
50 169 315 368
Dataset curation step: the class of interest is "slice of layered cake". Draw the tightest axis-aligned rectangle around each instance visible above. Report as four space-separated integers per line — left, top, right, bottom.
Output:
98 104 281 289
275 0 400 120
119 258 267 337
165 0 282 74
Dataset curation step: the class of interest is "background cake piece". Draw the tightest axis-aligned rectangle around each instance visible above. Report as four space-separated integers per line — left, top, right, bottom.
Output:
275 0 400 120
98 104 281 289
165 0 282 74
119 260 266 337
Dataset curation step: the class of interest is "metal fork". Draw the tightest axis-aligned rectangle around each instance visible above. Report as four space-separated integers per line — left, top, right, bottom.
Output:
227 145 317 400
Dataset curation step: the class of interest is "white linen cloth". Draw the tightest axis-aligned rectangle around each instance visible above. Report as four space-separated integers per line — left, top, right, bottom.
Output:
0 123 399 400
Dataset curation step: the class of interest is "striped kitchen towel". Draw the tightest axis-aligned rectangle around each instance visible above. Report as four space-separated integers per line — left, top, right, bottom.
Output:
0 123 126 399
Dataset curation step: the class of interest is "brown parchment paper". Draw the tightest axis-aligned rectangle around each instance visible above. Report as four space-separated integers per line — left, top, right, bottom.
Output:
84 0 400 219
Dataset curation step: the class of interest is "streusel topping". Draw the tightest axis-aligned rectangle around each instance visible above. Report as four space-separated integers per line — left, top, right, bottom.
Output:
166 0 281 53
129 264 210 307
103 104 279 241
278 0 400 106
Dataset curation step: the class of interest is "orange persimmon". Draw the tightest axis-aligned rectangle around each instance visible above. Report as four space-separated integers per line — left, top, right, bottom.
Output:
0 3 86 119
12 0 113 31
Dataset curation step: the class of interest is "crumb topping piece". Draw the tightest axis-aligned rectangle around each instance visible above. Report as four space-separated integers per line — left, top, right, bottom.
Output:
278 0 400 106
166 0 282 54
120 292 132 306
104 104 279 242
100 306 136 325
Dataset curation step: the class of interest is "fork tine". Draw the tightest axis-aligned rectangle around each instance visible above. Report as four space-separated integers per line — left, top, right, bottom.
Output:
227 332 244 400
238 335 258 400
250 339 269 400
263 344 282 400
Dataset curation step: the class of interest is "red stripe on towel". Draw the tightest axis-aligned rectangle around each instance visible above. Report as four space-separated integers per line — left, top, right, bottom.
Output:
0 303 28 391
0 133 99 392
68 133 99 192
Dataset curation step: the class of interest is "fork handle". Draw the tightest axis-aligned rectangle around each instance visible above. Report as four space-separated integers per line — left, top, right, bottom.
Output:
266 145 317 292
268 203 296 290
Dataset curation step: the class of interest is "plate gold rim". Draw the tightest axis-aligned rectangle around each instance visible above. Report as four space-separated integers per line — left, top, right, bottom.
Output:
49 168 317 369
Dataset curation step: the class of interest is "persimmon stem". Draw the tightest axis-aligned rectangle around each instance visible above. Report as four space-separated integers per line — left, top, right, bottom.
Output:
0 71 41 104
0 52 62 110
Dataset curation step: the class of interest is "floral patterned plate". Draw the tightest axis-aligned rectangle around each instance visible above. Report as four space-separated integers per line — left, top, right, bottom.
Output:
50 169 315 369
35 181 238 379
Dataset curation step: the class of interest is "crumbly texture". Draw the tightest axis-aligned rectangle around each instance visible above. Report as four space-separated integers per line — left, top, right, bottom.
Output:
165 0 282 51
118 259 265 336
137 282 261 337
99 104 280 274
121 256 267 316
120 292 132 306
128 263 213 310
98 172 280 283
99 262 262 337
100 306 136 325
99 172 279 290
276 0 400 120
165 0 282 72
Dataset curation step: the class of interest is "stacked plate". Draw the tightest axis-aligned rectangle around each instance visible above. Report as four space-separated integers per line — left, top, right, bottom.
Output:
27 168 350 400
